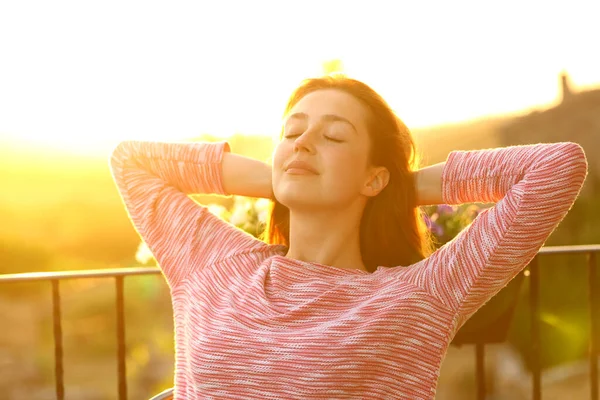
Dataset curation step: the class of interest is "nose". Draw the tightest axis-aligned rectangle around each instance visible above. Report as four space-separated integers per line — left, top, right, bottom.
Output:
293 128 317 154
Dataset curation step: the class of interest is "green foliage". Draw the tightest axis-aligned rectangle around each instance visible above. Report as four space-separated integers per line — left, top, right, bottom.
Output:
421 203 488 248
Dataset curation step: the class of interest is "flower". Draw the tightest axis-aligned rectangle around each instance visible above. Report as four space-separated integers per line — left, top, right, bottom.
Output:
254 198 271 224
423 213 445 238
421 203 486 247
437 204 455 215
430 221 444 237
206 204 228 220
135 242 154 265
229 204 250 226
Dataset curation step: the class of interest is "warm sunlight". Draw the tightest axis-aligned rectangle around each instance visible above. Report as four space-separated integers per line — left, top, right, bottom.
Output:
2 3 599 399
1 0 599 155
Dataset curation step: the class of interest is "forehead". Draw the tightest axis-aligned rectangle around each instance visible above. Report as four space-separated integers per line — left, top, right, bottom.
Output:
288 89 369 128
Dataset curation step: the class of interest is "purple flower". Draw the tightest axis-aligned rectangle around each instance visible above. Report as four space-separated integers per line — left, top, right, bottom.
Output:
437 204 454 215
430 221 444 237
423 214 445 237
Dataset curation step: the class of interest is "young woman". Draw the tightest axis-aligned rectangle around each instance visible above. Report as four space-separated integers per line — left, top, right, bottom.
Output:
110 75 588 399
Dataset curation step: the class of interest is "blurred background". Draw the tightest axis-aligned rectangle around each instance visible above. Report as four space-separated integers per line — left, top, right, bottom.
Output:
1 0 598 399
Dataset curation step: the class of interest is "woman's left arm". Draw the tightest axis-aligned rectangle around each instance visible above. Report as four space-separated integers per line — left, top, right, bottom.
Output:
401 142 588 330
414 161 445 206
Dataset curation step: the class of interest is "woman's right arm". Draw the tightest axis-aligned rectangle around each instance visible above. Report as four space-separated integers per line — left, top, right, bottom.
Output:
110 140 272 287
222 152 273 199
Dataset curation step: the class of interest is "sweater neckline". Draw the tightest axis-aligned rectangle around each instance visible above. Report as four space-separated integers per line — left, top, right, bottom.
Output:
269 250 373 277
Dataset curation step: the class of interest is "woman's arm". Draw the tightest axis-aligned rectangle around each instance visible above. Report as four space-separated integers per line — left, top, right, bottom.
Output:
222 152 273 199
414 162 445 206
110 141 270 287
399 142 588 331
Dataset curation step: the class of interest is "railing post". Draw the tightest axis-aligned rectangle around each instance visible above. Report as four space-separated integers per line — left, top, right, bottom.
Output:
475 342 486 400
589 252 598 400
115 276 127 400
51 280 64 400
529 257 541 400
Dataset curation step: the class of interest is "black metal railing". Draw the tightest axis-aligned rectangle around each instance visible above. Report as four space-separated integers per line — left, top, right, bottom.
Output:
0 245 598 400
0 267 159 400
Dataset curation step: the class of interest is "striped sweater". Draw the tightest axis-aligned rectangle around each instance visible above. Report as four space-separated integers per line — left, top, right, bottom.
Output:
110 140 587 399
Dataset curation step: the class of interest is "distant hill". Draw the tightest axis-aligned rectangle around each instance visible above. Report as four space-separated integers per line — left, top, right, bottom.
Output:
411 73 599 200
498 73 600 198
412 116 508 165
408 73 599 246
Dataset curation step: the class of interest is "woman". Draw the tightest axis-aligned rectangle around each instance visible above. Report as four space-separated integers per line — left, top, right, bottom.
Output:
110 75 588 399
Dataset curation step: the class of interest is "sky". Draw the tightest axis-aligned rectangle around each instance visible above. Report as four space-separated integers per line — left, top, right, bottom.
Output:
1 0 599 155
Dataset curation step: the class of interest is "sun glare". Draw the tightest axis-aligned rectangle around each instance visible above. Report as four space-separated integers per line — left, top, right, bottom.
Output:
0 1 599 155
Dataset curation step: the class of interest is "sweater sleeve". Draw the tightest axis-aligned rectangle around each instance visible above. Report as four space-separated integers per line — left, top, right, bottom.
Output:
110 140 265 287
399 142 588 331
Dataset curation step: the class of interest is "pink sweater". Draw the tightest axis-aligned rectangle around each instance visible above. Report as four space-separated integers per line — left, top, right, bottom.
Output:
110 141 587 399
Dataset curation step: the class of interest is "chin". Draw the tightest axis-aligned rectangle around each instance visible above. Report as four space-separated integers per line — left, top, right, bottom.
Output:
276 193 312 209
275 188 320 210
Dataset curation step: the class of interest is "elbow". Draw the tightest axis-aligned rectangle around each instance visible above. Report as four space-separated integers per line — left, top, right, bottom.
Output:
556 142 589 197
109 140 135 171
564 142 588 180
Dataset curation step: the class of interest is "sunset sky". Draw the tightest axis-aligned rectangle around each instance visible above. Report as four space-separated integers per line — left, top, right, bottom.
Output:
0 0 599 154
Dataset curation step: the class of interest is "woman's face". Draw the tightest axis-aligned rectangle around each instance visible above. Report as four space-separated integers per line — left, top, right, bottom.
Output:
273 89 382 211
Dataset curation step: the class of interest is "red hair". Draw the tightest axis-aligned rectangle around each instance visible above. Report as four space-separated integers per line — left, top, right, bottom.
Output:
262 75 435 272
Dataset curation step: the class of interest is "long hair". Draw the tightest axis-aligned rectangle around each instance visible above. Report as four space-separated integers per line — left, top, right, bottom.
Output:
262 75 435 272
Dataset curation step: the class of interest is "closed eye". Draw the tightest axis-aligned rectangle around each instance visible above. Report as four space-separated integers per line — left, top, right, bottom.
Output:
325 136 344 143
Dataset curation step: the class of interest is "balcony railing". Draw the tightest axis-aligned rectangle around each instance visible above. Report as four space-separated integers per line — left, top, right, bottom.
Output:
1 244 599 400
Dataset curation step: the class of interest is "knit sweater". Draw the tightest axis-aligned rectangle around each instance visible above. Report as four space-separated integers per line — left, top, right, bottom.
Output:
110 140 587 399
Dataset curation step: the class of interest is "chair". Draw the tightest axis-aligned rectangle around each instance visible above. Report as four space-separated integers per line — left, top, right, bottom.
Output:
149 387 174 400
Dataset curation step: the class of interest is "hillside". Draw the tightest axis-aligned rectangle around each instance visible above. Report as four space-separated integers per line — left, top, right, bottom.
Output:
412 116 507 165
498 74 600 198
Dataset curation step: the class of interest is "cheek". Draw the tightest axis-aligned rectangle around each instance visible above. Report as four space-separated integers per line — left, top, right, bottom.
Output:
325 148 369 186
272 141 293 186
272 141 291 169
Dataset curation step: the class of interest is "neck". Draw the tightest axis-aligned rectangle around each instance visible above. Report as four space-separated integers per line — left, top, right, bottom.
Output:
284 201 368 272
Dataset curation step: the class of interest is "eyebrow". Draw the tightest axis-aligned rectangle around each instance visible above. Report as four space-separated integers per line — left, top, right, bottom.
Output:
286 112 358 135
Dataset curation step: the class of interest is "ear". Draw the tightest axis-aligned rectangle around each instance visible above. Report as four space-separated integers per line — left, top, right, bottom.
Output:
361 166 390 197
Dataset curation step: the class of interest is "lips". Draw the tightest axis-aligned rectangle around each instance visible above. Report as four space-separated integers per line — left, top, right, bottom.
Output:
285 160 318 174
